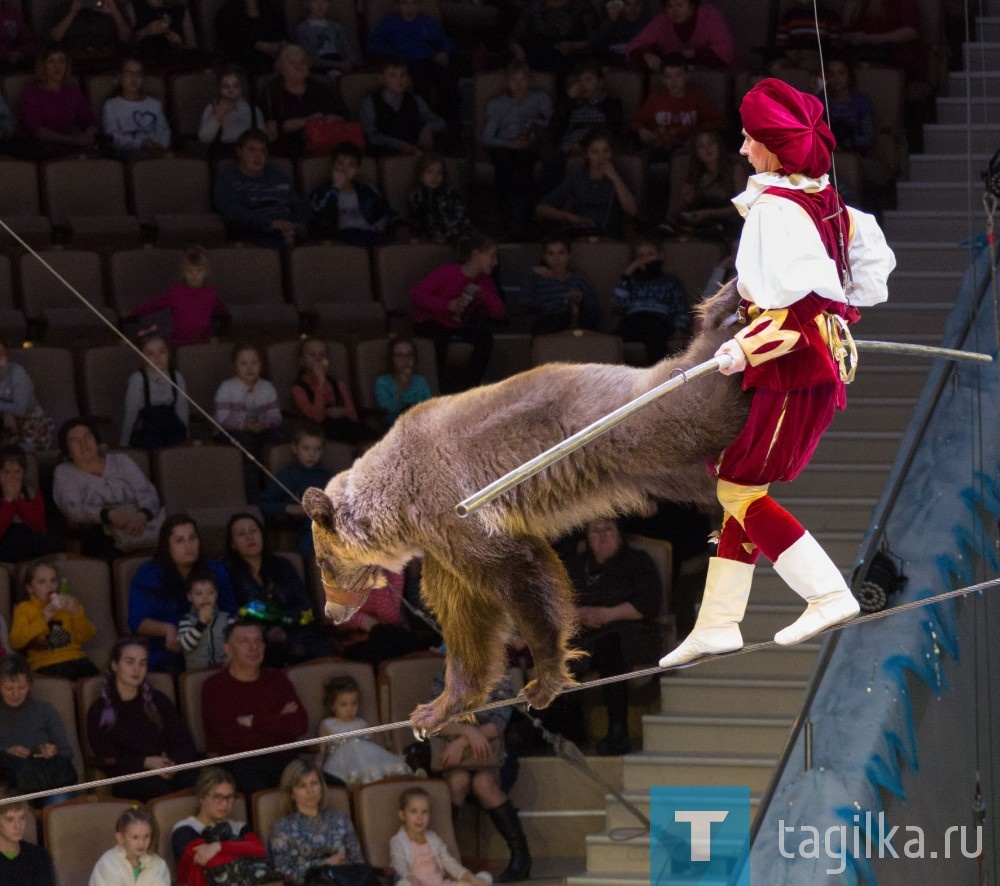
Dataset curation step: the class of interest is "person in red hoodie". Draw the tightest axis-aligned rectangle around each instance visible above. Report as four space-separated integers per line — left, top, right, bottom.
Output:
410 232 505 392
0 445 63 562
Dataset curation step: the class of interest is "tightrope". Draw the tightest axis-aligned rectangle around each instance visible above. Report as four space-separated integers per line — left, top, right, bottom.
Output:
5 574 998 807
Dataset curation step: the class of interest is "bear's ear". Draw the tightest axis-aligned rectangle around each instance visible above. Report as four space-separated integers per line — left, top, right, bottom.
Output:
302 487 336 531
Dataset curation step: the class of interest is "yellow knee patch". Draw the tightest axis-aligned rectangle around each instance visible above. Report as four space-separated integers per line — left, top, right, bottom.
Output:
717 479 770 525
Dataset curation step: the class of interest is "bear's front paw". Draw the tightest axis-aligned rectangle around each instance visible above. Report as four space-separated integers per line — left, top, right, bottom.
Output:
521 675 573 711
410 700 449 740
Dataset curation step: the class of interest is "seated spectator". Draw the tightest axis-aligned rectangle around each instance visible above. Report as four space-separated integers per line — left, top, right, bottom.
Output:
0 91 15 146
626 0 735 72
517 233 599 334
0 445 64 563
125 0 199 69
295 0 360 78
288 340 368 446
0 342 55 454
269 757 369 881
89 807 170 886
120 329 189 450
613 234 691 362
0 611 7 656
0 0 35 72
85 636 198 802
198 65 264 155
365 0 458 121
668 127 747 242
0 789 55 883
770 1 840 73
201 621 308 795
308 141 396 246
260 43 347 159
49 0 132 74
588 0 652 65
536 127 637 239
223 511 330 666
126 246 230 349
359 54 447 157
213 128 309 250
258 421 335 558
509 0 594 76
374 337 432 427
564 518 662 754
128 514 237 673
10 558 98 680
178 569 232 670
19 44 97 158
482 60 553 241
407 152 471 244
334 569 419 665
213 342 284 498
410 231 504 391
52 417 163 560
0 654 78 804
171 767 270 886
630 54 725 161
840 0 926 86
213 0 287 77
102 55 171 160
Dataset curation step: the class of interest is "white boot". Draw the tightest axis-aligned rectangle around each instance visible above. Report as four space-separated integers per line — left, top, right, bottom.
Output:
659 558 755 667
772 532 860 646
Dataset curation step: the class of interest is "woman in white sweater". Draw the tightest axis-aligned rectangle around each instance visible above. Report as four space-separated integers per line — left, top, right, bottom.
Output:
102 55 171 160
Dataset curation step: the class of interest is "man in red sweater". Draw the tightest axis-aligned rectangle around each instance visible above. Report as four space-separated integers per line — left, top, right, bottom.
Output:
201 621 308 795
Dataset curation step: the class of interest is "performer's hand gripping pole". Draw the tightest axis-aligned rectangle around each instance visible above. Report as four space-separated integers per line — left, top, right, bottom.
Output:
455 354 733 518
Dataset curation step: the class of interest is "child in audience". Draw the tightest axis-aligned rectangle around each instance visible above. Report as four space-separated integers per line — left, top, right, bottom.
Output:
295 0 359 77
613 234 691 362
0 790 55 884
121 329 189 450
177 569 231 670
407 153 471 244
308 141 396 246
0 444 64 563
518 233 599 334
359 54 447 156
258 421 335 558
318 675 412 785
375 337 432 427
102 55 172 161
391 786 492 885
668 127 747 243
198 65 265 152
290 339 367 444
588 0 651 65
127 246 230 348
9 558 99 680
89 808 169 886
0 0 34 72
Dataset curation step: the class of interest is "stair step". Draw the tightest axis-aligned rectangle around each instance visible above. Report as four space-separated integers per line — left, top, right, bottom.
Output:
642 713 793 755
740 603 818 641
947 70 1000 96
895 180 985 211
935 95 1000 124
586 831 748 875
788 462 889 498
813 429 904 463
906 153 990 183
924 122 999 154
888 243 972 273
480 808 607 859
856 302 954 336
885 270 964 301
962 41 1000 71
767 496 877 531
975 16 1000 41
827 397 917 432
881 210 981 242
510 757 623 812
605 790 762 831
842 364 929 398
622 751 779 793
661 676 808 717
690 643 820 678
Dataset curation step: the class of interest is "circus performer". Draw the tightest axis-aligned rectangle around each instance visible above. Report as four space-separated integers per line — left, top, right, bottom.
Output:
661 77 895 667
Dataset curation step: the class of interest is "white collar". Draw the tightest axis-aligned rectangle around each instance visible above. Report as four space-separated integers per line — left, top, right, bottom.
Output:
732 171 830 218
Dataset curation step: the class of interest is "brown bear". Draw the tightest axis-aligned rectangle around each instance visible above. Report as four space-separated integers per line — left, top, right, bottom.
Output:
302 280 750 736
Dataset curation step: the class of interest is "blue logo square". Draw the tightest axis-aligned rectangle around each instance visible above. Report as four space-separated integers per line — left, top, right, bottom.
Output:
650 786 751 885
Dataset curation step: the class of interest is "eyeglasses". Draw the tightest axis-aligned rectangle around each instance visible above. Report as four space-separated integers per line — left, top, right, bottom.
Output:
208 792 235 802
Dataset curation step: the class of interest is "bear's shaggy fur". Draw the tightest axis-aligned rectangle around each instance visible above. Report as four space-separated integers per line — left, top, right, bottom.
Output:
303 281 750 735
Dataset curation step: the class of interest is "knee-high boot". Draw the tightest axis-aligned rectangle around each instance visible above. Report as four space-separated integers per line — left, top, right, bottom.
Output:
487 800 532 882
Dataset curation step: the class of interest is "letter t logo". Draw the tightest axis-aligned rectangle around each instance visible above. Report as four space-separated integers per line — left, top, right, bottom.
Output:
675 810 729 861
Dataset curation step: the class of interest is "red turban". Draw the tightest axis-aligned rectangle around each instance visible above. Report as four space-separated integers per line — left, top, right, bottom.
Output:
739 77 836 178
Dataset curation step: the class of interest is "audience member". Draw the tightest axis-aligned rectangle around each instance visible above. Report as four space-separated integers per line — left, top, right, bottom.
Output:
308 140 396 245
89 807 170 886
626 0 735 71
128 514 236 673
517 233 599 334
482 60 553 240
411 231 504 391
359 54 447 156
0 445 64 563
0 790 55 884
258 421 334 557
198 65 265 154
9 558 98 680
840 0 926 86
49 0 132 74
374 337 432 427
407 152 472 244
101 55 171 160
223 511 330 666
588 0 652 65
0 342 55 454
0 610 8 656
334 569 420 665
613 234 691 362
289 340 367 446
536 127 637 239
19 44 98 158
295 0 360 78
669 127 747 242
260 43 347 159
177 569 232 669
0 0 35 71
0 654 78 803
126 245 230 348
52 417 163 559
213 0 287 77
269 757 369 882
0 91 14 144
213 128 309 249
86 637 198 803
120 329 189 450
201 620 308 795
125 0 198 69
509 0 594 76
771 1 840 72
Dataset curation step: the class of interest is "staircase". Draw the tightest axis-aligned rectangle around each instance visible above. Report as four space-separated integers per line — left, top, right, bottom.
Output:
564 24 996 885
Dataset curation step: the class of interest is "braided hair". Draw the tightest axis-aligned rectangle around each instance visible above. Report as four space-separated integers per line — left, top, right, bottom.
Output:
99 637 163 733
